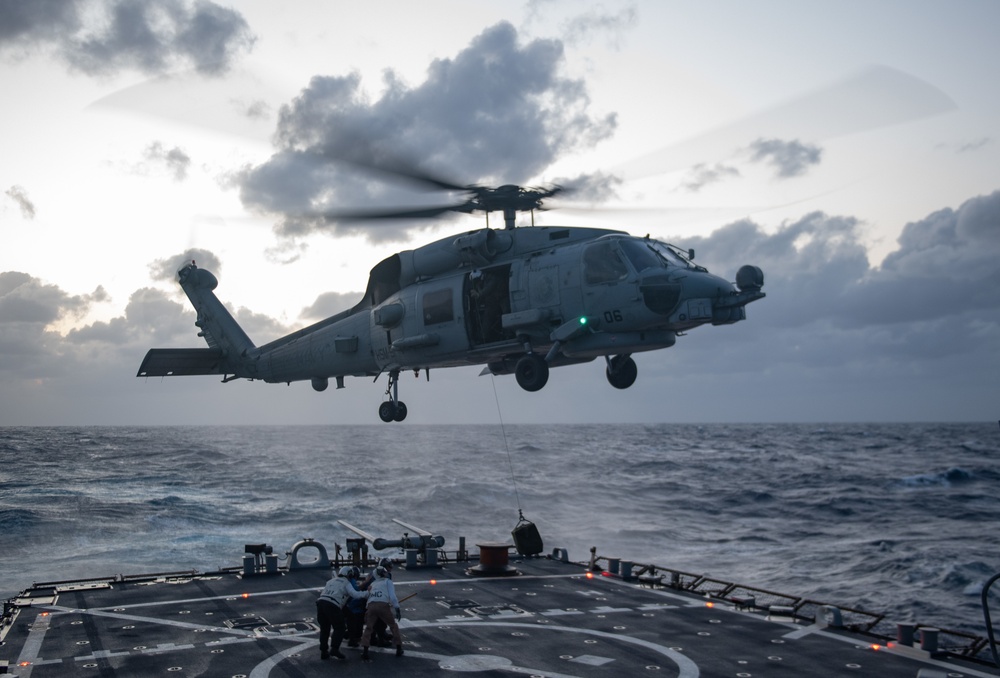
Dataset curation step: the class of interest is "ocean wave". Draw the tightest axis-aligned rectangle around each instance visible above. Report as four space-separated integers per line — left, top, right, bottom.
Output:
0 507 42 535
2 422 997 636
897 467 975 488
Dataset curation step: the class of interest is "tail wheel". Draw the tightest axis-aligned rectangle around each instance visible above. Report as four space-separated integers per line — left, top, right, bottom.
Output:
606 355 637 389
515 354 549 392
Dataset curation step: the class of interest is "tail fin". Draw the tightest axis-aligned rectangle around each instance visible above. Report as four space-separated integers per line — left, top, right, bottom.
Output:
177 262 256 359
136 262 255 379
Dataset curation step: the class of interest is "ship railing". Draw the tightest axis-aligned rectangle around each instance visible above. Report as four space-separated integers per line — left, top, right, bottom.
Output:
591 556 994 665
24 569 202 591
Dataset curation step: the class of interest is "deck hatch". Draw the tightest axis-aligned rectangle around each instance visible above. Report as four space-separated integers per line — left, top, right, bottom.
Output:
224 614 269 629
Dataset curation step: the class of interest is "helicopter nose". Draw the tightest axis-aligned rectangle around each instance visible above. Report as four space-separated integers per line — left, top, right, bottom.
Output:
710 265 766 325
638 274 683 314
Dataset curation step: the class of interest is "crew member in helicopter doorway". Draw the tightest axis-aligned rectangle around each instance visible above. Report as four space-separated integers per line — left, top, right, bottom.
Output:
360 565 404 660
316 566 369 660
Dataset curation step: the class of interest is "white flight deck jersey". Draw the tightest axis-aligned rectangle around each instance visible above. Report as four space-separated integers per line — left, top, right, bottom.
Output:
317 577 367 607
367 576 400 608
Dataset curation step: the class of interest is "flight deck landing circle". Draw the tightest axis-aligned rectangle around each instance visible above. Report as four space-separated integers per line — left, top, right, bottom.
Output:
249 619 699 678
408 619 699 678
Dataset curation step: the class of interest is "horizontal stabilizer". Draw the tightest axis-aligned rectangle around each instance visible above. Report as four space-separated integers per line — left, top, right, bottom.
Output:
137 348 226 377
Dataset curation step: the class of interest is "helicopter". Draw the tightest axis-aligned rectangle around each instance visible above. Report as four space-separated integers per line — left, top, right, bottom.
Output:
136 163 766 422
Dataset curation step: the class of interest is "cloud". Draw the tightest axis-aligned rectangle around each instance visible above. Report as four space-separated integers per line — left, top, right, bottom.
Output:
148 248 222 283
0 270 106 380
0 271 92 324
680 162 741 192
561 4 638 49
2 190 997 424
747 138 823 178
4 185 36 218
142 141 191 181
552 172 622 203
237 21 617 242
671 189 1000 383
300 291 362 322
0 0 255 76
950 137 991 154
238 98 271 121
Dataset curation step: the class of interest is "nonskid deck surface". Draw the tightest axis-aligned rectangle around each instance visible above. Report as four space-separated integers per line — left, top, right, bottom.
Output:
1 555 994 677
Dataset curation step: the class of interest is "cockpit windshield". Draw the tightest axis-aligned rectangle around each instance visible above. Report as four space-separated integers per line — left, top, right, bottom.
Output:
619 237 697 271
648 240 701 269
619 238 663 273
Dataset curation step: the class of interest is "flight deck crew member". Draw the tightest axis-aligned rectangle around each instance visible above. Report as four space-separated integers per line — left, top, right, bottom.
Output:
316 566 368 660
360 565 404 660
363 557 396 646
344 566 366 647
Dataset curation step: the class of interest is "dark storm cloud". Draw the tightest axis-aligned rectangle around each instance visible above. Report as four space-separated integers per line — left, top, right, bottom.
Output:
142 142 191 181
4 185 36 218
851 190 1000 325
0 0 255 76
148 248 222 282
689 190 1000 328
237 21 617 242
747 138 823 178
0 271 109 380
0 271 91 324
668 189 1000 385
0 0 81 49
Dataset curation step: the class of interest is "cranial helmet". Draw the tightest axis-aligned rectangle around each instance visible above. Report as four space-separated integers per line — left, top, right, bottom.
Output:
374 565 388 579
339 566 355 577
378 557 393 570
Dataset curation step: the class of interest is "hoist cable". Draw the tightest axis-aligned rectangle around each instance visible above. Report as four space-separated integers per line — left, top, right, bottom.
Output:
490 374 522 514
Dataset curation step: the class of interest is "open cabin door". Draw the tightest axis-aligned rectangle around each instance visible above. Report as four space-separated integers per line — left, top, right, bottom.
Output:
465 264 512 347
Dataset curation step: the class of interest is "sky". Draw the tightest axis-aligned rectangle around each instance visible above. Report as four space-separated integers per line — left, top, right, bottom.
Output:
1 0 998 425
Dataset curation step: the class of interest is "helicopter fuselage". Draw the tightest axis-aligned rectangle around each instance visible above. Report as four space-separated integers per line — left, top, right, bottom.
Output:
138 224 764 421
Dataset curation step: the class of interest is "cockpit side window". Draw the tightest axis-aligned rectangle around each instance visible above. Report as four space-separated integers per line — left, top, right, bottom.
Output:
584 241 629 285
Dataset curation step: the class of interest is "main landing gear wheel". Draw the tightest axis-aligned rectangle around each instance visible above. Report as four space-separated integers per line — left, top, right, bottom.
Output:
378 400 408 422
378 369 408 422
515 354 549 392
606 355 637 389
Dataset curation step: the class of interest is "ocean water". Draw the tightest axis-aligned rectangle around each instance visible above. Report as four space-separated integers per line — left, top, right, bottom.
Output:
1 423 997 636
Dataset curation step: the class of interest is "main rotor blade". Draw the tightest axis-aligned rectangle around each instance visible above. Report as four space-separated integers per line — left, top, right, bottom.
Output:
615 64 957 181
317 141 471 194
322 202 474 222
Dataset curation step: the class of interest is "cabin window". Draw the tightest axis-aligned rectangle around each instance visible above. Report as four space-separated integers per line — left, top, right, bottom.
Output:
584 241 629 285
422 288 453 325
